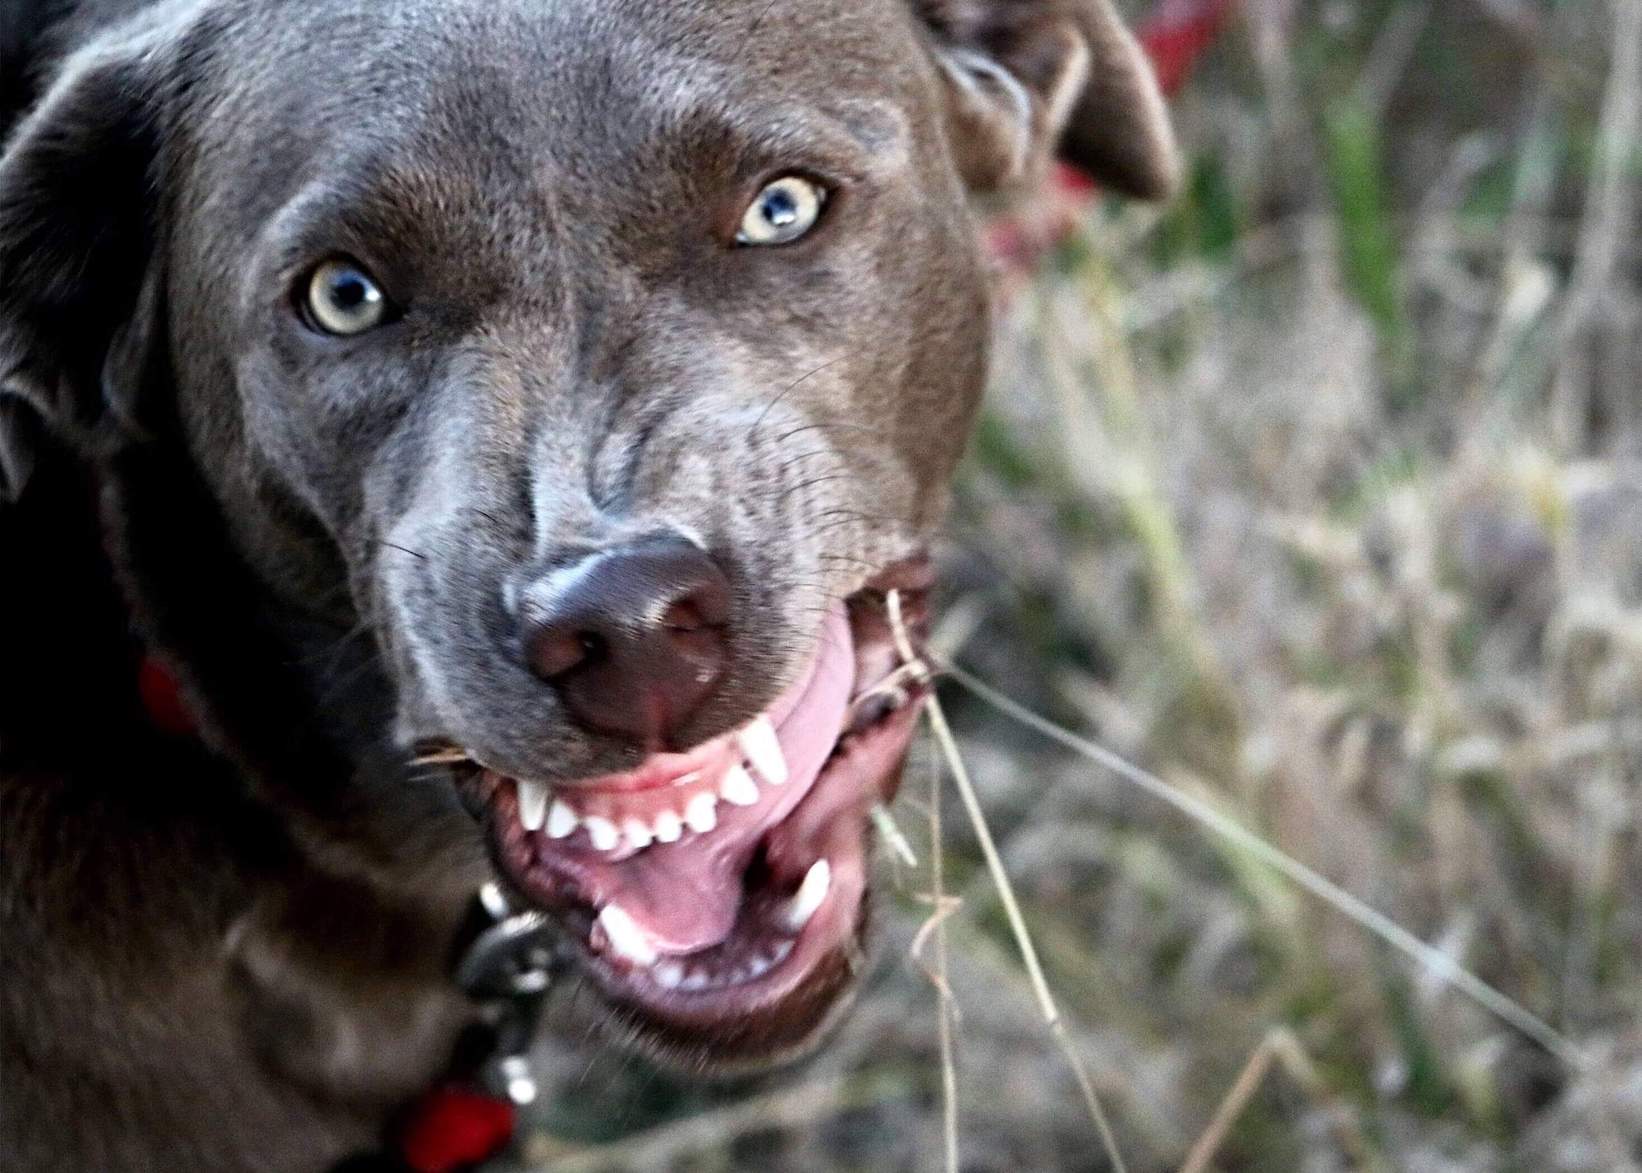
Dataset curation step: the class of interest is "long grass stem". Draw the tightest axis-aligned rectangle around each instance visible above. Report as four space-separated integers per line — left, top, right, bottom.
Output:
888 592 1130 1172
944 663 1587 1071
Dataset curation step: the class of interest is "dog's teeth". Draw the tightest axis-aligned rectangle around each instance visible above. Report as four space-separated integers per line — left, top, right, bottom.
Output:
652 959 685 990
719 764 759 807
678 967 711 992
545 798 579 839
740 716 787 785
621 817 654 850
595 904 657 966
652 809 683 843
583 816 620 852
517 781 548 832
683 792 718 833
781 859 831 932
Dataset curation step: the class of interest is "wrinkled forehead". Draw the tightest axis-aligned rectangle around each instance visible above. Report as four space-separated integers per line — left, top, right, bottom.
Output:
213 0 930 167
525 0 932 133
492 0 929 206
201 0 935 261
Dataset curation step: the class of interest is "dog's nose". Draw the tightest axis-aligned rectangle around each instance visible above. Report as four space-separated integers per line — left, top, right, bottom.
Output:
521 537 731 743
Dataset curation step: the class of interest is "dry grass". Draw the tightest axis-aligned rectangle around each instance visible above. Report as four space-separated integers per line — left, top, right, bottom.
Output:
508 1 1641 1168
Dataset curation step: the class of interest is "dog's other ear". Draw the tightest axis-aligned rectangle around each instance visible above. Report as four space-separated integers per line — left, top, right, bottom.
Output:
0 37 169 503
917 0 1178 199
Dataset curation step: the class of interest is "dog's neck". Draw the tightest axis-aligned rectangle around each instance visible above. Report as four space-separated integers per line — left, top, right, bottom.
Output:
97 430 477 882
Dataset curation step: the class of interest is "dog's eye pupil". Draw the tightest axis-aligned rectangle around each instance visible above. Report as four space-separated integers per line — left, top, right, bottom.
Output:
331 276 367 308
759 189 798 228
303 258 389 336
736 175 825 246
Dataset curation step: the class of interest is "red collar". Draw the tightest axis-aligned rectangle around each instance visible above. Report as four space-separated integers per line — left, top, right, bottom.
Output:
136 654 197 737
396 1086 517 1173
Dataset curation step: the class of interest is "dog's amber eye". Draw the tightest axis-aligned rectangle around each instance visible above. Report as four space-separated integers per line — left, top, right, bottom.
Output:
736 176 826 246
303 258 389 335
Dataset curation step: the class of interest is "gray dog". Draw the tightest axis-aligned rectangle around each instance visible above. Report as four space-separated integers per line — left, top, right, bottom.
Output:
0 0 1175 1167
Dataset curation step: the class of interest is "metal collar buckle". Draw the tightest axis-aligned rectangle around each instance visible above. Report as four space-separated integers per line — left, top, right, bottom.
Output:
453 882 569 1106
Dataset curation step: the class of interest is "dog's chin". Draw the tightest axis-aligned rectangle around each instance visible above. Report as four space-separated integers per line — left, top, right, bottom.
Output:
450 562 933 1071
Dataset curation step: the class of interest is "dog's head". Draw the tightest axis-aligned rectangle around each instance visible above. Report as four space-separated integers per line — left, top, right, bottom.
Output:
0 0 1172 1068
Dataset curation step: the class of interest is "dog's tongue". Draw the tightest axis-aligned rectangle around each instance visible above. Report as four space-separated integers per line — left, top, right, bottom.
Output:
590 605 854 953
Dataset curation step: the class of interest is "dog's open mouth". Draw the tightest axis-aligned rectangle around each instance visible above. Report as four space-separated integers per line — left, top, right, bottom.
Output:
455 562 932 1061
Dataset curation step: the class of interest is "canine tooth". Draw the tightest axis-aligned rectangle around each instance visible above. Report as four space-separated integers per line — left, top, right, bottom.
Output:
546 798 579 839
652 810 683 843
517 781 548 832
622 817 654 850
781 859 831 932
653 959 685 990
740 716 788 785
683 792 718 833
719 764 759 807
583 816 620 852
595 904 657 966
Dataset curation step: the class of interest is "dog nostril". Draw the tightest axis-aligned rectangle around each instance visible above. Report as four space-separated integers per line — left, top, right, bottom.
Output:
528 627 606 679
660 595 720 634
520 536 732 743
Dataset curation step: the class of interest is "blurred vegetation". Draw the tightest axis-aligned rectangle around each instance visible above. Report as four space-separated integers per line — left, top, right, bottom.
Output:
514 1 1641 1168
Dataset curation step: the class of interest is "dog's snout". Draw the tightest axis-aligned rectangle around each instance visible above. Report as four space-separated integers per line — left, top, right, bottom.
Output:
521 537 731 744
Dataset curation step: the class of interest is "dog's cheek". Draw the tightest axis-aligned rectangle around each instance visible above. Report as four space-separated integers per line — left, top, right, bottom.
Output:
837 289 990 540
374 513 468 745
830 168 993 531
378 561 444 746
904 291 991 525
373 483 584 769
379 551 539 766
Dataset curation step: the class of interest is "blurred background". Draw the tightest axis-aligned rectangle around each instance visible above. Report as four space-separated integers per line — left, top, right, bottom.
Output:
513 1 1642 1167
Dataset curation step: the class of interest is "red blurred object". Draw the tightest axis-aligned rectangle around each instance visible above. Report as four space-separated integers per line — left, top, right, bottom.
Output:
136 656 196 737
398 1086 516 1173
1139 0 1236 99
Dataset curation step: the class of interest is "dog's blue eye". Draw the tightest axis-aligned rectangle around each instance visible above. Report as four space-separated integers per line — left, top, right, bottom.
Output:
736 176 826 246
304 258 389 335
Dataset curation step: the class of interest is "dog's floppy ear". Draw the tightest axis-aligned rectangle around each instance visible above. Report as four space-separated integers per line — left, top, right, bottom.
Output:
917 0 1179 199
0 36 170 504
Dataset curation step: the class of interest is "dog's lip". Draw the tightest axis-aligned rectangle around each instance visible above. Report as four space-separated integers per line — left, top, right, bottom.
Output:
488 694 922 1042
586 696 923 1043
480 602 856 956
454 564 932 1052
527 626 833 798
